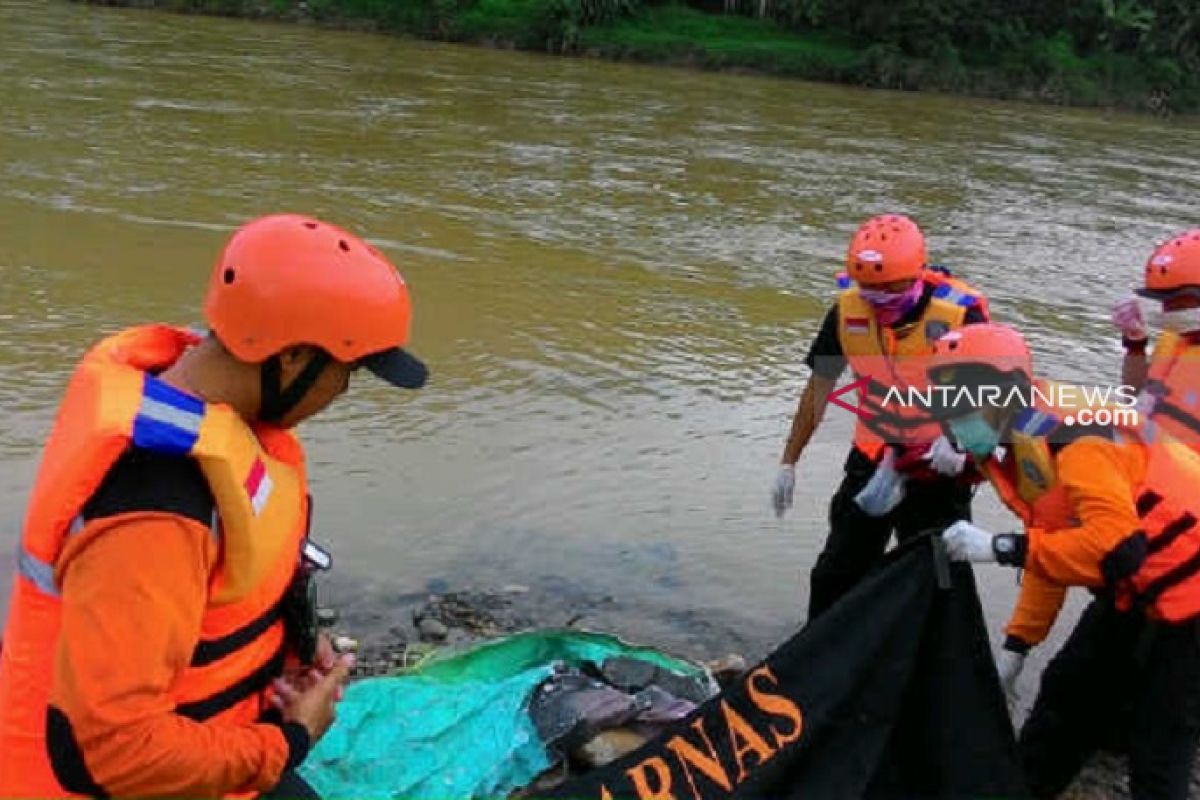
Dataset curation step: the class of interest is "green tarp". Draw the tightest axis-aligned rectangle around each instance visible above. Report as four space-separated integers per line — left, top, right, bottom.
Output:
301 630 709 799
304 538 1029 799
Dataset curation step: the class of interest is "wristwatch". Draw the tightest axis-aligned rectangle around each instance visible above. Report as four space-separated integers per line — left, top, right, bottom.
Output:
992 533 1027 567
1122 335 1148 354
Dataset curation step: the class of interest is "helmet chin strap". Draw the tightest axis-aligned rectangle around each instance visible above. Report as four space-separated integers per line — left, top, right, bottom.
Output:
259 350 332 424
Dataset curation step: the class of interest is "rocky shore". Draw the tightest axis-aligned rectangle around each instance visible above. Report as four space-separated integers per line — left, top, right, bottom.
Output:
316 574 1195 799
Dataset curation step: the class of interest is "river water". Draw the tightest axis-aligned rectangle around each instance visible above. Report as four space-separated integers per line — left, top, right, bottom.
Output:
2 1 1199 689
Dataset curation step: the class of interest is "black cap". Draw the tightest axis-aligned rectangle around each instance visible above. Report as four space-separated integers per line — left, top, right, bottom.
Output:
360 348 428 389
1135 285 1200 302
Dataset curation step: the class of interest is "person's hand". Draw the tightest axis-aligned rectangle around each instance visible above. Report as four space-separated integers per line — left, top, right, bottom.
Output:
314 633 336 673
772 465 795 518
1111 296 1148 342
996 648 1025 709
272 654 354 744
894 444 937 481
923 435 967 477
941 520 996 562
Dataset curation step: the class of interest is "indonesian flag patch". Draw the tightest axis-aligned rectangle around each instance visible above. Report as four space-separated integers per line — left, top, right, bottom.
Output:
244 458 274 516
845 316 870 335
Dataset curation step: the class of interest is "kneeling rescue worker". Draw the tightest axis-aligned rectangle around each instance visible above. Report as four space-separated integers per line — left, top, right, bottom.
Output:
772 214 990 619
934 323 1200 800
0 215 428 798
1112 229 1200 450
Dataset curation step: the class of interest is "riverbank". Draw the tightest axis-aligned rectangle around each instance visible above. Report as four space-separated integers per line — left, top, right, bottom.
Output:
325 576 1193 800
83 0 1198 115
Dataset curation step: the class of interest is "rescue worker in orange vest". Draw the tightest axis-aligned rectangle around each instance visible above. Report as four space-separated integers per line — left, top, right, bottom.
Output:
992 231 1200 715
0 214 428 799
1112 229 1200 449
772 214 989 619
932 323 1200 800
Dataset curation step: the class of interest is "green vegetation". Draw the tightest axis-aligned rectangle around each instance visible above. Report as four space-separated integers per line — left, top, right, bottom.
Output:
86 0 1200 113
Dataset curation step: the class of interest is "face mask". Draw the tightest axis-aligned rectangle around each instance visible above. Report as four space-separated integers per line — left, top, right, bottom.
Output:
947 412 1000 460
1159 308 1200 333
859 279 924 326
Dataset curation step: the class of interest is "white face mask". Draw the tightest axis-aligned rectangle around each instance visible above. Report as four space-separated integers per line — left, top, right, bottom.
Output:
1159 308 1200 333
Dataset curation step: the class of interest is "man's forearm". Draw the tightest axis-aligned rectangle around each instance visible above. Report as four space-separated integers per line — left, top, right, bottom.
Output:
781 377 833 464
1121 349 1148 392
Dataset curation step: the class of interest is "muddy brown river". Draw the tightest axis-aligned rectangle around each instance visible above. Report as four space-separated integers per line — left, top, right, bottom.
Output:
2 0 1199 715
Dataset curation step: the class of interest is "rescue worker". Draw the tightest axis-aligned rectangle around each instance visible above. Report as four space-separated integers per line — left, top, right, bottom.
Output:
772 213 989 619
990 231 1200 714
0 214 428 798
933 323 1200 800
1112 229 1200 448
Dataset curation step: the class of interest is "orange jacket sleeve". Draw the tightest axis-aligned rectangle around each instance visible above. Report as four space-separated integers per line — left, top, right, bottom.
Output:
1003 569 1068 649
50 512 296 798
1025 437 1145 587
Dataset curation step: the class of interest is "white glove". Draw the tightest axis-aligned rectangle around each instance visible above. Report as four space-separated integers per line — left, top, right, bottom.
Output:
853 448 907 517
772 465 795 518
996 649 1026 707
1111 295 1148 341
923 435 967 476
941 520 996 562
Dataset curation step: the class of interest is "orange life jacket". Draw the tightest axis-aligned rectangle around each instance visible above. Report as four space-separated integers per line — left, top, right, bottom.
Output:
979 379 1086 532
837 271 987 459
983 382 1200 623
1142 331 1200 451
0 325 309 798
982 380 1091 648
1117 429 1200 621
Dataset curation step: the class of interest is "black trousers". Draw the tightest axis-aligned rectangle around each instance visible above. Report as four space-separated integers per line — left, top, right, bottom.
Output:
807 447 973 621
261 771 321 800
1020 599 1200 800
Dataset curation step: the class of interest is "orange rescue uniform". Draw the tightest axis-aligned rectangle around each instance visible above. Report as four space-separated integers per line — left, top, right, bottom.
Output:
986 394 1200 647
0 325 311 798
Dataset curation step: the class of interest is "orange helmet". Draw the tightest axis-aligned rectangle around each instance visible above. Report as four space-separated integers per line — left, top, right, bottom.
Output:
1137 229 1200 301
846 214 927 284
204 214 426 389
927 323 1033 387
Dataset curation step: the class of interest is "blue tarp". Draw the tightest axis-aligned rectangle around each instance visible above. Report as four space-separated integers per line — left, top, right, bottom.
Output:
301 630 709 799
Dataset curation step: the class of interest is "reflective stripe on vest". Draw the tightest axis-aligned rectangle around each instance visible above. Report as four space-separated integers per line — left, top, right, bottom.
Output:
1013 408 1060 438
17 547 58 597
931 282 979 307
16 516 85 598
133 376 204 455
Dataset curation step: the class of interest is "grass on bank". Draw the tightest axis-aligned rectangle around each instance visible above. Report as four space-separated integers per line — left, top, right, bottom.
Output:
576 5 1194 111
84 0 1198 113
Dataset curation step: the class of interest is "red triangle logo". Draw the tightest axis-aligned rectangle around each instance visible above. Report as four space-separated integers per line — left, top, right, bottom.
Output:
829 375 873 420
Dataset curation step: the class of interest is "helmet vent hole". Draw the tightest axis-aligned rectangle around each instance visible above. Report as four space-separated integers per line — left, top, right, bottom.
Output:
304 221 318 230
338 240 350 252
875 264 883 272
223 268 235 285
